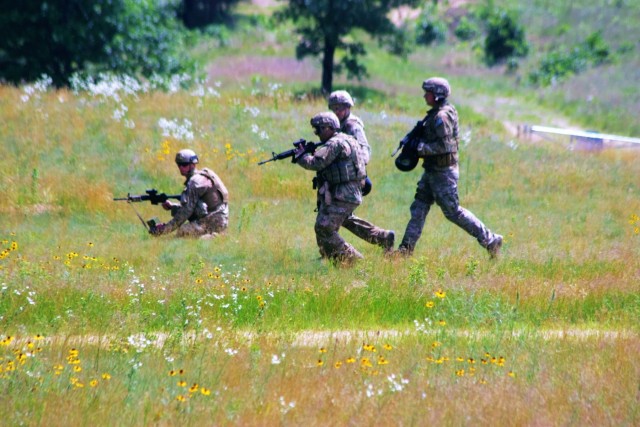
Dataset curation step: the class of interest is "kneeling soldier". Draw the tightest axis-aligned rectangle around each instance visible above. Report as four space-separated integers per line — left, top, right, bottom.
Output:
151 149 229 238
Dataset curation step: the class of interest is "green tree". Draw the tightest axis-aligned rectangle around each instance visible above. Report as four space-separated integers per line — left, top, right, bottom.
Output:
0 0 192 87
179 0 241 28
276 0 420 94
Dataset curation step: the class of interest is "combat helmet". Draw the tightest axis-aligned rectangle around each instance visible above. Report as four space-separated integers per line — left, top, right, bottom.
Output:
422 77 451 101
310 112 340 130
175 149 199 164
328 90 354 108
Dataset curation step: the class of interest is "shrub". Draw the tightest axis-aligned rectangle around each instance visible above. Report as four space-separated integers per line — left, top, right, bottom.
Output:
415 5 447 46
528 32 611 86
454 15 479 41
483 9 529 66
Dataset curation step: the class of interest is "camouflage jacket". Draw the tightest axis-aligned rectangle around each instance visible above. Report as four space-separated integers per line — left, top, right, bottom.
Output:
341 113 371 165
164 168 228 233
297 133 363 205
416 101 459 157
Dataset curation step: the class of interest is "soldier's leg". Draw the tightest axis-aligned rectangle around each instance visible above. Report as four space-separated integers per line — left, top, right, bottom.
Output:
399 174 434 254
176 221 207 238
342 215 393 249
432 167 499 249
315 201 363 261
201 204 229 234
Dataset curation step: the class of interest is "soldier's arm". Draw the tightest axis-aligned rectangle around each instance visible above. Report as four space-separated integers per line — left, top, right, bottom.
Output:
296 141 344 171
163 184 199 233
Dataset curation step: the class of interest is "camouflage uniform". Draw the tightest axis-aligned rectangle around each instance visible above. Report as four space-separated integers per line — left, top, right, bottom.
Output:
339 112 393 249
399 99 501 253
162 168 229 238
296 131 366 262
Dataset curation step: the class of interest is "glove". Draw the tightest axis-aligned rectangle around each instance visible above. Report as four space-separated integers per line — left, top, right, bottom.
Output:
405 138 420 151
149 222 166 236
292 141 311 163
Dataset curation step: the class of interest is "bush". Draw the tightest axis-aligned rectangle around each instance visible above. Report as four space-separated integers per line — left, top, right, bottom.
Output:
454 16 479 41
528 32 611 86
483 9 529 66
415 5 447 46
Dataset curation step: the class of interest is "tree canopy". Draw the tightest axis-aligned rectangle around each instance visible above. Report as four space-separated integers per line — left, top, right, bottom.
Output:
276 0 420 94
0 0 193 87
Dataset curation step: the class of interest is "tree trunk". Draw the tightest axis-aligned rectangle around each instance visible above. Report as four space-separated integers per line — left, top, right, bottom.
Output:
321 39 335 95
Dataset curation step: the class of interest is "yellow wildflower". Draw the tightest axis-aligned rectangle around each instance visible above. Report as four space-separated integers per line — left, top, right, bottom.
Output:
360 357 373 368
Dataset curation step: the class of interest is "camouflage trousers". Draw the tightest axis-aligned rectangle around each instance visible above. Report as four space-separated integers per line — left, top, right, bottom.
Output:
315 200 363 261
342 214 389 247
176 203 229 238
400 166 496 251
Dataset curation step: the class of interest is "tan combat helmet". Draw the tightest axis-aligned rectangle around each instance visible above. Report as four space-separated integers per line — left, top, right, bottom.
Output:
175 149 199 164
328 90 354 108
310 112 341 130
422 77 451 101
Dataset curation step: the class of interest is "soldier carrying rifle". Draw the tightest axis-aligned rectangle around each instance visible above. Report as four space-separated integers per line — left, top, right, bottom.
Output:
292 112 391 266
151 149 229 238
393 77 503 257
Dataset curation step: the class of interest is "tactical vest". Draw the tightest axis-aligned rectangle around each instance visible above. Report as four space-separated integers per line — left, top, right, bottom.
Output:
421 103 459 155
320 134 367 185
342 114 371 165
197 168 229 211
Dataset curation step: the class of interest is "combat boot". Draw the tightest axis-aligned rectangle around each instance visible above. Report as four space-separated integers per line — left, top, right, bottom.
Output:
381 230 395 254
486 235 503 259
393 243 414 257
334 249 364 268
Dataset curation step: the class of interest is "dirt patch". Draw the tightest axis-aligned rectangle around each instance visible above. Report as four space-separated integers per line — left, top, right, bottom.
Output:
208 56 320 83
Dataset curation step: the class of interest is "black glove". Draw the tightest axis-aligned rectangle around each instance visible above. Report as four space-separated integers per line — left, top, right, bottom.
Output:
292 140 315 163
149 223 166 236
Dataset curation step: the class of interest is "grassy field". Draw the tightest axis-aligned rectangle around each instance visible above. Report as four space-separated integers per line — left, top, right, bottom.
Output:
2 1 639 425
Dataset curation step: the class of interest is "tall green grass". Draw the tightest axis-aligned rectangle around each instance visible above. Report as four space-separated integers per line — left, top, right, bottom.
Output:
1 5 639 424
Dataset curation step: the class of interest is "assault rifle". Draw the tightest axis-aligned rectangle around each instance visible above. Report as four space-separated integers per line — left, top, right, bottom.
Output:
391 120 424 157
114 189 180 233
113 189 181 205
258 139 326 165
